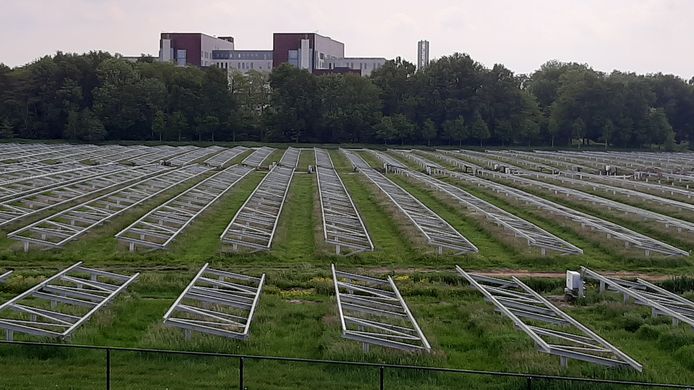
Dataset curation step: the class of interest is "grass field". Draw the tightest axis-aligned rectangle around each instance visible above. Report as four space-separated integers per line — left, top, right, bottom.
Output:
0 146 693 389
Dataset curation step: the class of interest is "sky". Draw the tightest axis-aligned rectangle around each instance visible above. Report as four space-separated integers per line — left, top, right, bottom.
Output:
1 0 692 78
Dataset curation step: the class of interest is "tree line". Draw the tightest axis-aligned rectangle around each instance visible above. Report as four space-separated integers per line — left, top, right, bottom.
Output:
1 51 693 148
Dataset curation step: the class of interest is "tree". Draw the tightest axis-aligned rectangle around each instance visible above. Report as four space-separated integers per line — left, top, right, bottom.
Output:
375 116 398 144
443 116 466 146
602 119 615 149
390 113 415 145
572 118 586 148
78 108 107 141
266 64 321 142
469 112 490 147
0 118 14 138
152 110 165 142
420 119 437 146
169 111 187 142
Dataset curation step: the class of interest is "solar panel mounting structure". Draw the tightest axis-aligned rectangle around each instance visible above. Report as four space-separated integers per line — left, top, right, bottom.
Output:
0 262 139 341
560 170 694 201
315 148 373 255
439 153 689 257
204 146 249 167
116 164 253 251
8 165 210 251
390 151 582 256
163 263 265 340
242 146 275 168
167 146 225 166
341 149 477 255
219 148 298 252
456 266 642 371
0 163 122 201
451 151 694 231
0 270 11 283
581 267 694 328
127 145 195 165
331 264 431 352
0 164 166 229
496 167 694 237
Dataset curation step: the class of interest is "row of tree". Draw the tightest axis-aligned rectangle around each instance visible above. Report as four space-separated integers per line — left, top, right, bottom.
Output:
1 51 693 148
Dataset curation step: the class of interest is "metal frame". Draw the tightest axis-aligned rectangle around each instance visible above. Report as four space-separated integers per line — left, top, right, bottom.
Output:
315 148 373 255
498 169 694 237
167 146 224 166
440 153 689 257
456 266 642 371
204 146 249 167
278 147 300 168
390 151 582 256
342 149 477 255
0 163 124 202
116 164 253 251
0 270 11 284
163 263 265 340
220 149 297 252
0 262 139 341
242 146 275 168
581 267 694 328
331 265 431 353
127 145 196 166
0 164 166 228
8 165 211 251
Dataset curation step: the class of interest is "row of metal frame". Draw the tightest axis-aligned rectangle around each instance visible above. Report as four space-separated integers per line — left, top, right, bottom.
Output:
1 143 693 258
1 264 690 372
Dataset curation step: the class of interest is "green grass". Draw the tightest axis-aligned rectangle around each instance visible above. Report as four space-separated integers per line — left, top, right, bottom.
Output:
0 146 692 388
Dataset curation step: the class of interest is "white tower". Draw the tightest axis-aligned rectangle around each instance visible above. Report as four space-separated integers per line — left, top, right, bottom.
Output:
417 40 430 70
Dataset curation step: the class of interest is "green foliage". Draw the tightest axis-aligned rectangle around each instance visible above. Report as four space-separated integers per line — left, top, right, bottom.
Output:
375 116 398 144
442 116 466 146
0 51 692 148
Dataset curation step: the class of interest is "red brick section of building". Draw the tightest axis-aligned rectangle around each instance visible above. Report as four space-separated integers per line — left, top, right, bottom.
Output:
161 33 203 66
272 33 315 68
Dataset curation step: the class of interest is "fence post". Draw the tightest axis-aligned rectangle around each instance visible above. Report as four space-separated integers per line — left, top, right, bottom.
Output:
379 366 384 390
526 376 532 390
105 348 111 390
239 357 244 390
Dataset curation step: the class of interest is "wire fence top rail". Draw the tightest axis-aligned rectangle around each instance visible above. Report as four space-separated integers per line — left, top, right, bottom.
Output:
0 340 690 388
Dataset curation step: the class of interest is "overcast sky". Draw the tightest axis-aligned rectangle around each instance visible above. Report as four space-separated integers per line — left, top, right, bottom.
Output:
1 0 691 78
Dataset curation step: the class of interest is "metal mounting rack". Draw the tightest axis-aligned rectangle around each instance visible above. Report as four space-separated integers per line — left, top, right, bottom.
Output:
315 148 373 255
0 262 139 341
8 165 210 251
0 270 12 284
581 267 694 328
438 153 689 257
341 149 478 255
163 263 265 340
116 164 253 251
219 148 297 252
456 266 642 371
332 265 430 352
390 151 582 256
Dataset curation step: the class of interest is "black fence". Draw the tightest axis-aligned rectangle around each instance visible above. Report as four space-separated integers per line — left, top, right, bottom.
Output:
0 340 691 389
